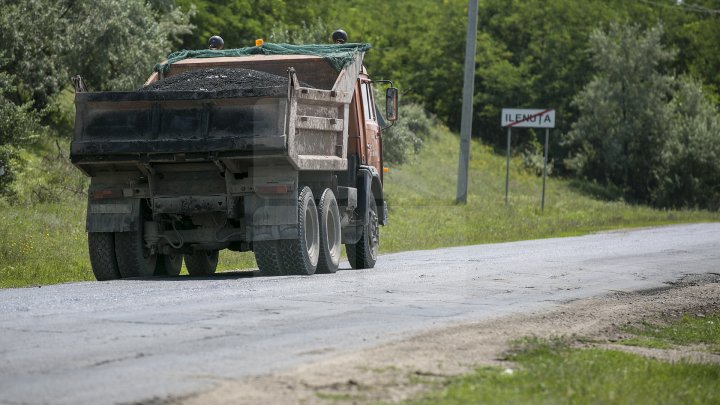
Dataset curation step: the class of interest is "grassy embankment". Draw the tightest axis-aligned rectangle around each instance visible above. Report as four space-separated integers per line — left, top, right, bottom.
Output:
404 314 720 404
2 126 719 288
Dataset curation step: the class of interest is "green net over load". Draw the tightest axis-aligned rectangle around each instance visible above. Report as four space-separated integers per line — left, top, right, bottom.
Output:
155 43 372 74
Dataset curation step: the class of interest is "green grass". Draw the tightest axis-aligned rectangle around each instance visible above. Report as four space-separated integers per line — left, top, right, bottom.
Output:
405 338 720 405
0 200 256 288
0 202 90 288
2 126 719 288
381 126 720 252
623 314 720 353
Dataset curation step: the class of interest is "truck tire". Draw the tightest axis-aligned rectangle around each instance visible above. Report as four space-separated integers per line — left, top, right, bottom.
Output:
346 195 379 270
155 254 183 276
88 232 121 281
316 189 341 274
278 186 319 276
184 250 219 276
255 240 284 276
115 215 158 278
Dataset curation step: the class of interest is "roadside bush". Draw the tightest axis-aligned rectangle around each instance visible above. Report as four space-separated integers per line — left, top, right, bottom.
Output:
521 133 553 176
0 89 40 197
382 103 435 165
563 23 720 210
653 77 720 210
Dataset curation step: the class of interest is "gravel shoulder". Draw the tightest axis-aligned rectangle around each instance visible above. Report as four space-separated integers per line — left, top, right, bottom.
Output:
183 275 720 405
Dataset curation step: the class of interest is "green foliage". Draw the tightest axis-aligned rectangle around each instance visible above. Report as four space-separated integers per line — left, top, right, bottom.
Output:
0 1 68 108
382 103 434 165
407 339 720 405
63 0 193 91
174 0 340 49
654 77 720 210
269 17 330 44
564 23 720 209
303 0 720 169
520 132 553 176
0 73 41 196
0 0 191 105
471 0 614 149
0 0 192 199
564 23 674 200
380 125 719 253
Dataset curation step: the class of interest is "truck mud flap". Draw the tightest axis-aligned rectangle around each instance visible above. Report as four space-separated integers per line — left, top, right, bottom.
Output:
245 194 299 242
251 225 299 242
86 199 141 233
356 166 387 225
356 169 372 226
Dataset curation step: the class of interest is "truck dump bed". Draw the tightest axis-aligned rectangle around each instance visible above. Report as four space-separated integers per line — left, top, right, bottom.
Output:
71 51 364 173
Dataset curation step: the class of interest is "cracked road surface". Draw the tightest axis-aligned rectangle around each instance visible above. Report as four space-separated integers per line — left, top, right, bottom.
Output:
1 223 719 404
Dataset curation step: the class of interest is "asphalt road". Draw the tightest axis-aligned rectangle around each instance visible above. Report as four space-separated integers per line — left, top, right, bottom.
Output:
1 223 719 405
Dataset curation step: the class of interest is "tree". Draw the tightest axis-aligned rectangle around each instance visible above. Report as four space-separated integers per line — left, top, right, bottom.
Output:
0 61 42 197
174 0 340 49
0 0 192 105
564 23 674 200
564 23 720 209
654 77 720 209
0 0 192 197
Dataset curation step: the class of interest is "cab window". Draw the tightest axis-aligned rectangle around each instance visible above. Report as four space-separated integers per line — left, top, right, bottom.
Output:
361 82 376 122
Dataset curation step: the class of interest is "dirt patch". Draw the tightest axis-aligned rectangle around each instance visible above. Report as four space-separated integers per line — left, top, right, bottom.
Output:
181 277 720 405
142 68 291 92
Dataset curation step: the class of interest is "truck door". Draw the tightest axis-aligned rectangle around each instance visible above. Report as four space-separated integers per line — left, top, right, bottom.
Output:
360 79 382 177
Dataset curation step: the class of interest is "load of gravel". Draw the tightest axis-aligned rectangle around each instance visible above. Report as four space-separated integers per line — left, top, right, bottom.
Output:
141 68 292 92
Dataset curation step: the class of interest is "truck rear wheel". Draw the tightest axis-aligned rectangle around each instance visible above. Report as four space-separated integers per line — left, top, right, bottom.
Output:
254 240 283 276
316 189 341 274
115 232 157 278
115 209 158 278
184 250 219 276
279 186 319 276
346 195 379 270
88 232 121 281
155 254 183 276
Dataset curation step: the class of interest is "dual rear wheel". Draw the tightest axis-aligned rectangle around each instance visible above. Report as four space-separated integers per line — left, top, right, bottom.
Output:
87 204 218 280
88 231 218 280
255 187 342 276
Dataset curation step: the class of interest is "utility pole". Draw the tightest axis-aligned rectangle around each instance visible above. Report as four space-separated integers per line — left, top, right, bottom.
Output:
456 0 479 204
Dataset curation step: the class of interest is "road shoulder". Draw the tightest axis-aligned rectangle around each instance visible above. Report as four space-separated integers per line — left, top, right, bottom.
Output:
182 275 720 405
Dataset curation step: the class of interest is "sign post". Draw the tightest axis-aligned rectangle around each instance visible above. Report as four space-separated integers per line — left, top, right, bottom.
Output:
542 127 549 212
501 108 556 212
505 127 511 206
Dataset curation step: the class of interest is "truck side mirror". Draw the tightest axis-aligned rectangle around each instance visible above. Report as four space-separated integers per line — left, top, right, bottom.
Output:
386 87 398 122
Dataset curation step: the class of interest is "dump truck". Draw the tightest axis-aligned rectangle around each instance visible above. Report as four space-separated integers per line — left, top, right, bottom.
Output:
70 43 398 279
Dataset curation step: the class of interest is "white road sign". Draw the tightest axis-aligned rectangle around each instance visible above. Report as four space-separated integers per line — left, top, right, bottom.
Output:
502 108 555 128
